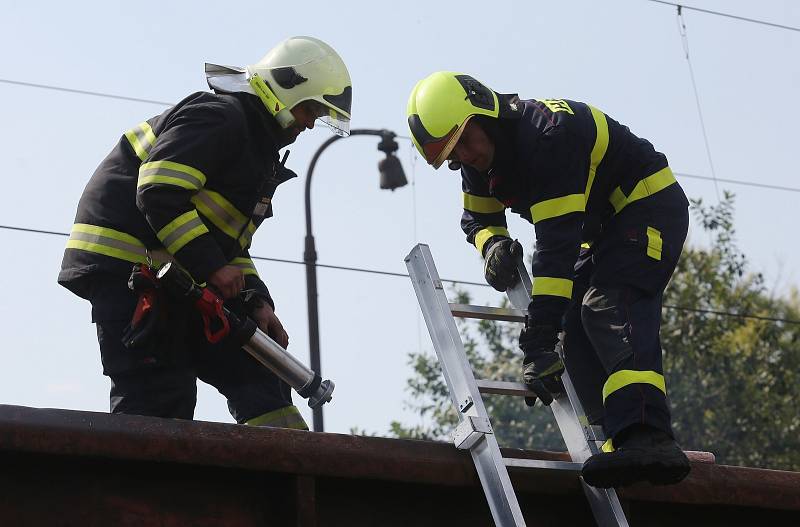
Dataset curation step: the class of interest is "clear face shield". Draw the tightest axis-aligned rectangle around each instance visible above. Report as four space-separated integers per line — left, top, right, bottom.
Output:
300 99 350 137
318 106 350 137
317 86 352 137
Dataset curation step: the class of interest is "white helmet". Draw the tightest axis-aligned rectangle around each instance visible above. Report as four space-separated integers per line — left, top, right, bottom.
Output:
205 36 352 136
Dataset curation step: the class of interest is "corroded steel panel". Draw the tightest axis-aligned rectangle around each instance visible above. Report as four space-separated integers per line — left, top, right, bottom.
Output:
1 405 798 525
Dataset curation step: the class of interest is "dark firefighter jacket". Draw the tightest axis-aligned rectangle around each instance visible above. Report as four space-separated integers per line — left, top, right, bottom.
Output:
59 91 296 307
460 98 683 327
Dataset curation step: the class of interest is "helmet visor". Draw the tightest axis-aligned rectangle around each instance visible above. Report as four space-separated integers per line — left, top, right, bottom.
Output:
320 86 352 136
426 117 471 169
298 99 350 137
318 106 350 137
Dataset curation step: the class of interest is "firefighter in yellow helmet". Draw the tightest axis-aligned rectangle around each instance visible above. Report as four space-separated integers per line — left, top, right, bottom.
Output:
408 72 691 488
59 37 350 429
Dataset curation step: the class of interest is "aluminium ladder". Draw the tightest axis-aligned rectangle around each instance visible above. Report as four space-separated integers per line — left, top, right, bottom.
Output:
405 243 629 527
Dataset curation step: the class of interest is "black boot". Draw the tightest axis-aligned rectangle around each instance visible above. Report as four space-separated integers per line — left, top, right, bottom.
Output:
581 424 691 488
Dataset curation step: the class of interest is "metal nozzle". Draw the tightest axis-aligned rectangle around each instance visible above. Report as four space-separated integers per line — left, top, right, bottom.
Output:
308 379 335 409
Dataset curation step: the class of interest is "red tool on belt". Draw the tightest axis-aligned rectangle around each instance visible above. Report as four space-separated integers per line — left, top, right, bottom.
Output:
193 285 230 343
122 264 162 349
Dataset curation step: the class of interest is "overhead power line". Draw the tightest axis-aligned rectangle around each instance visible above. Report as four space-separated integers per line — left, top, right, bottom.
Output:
674 172 800 193
0 224 486 287
647 1 800 32
4 76 797 195
675 6 720 201
0 78 172 106
3 222 799 325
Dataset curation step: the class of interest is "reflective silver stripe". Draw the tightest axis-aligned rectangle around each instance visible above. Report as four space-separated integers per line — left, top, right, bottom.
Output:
124 122 156 161
138 166 205 190
231 256 258 276
69 229 148 259
131 124 153 152
148 248 175 265
238 222 256 249
191 190 247 238
160 215 207 251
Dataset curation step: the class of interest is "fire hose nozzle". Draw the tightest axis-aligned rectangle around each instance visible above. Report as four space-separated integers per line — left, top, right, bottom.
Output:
156 262 335 409
308 379 335 409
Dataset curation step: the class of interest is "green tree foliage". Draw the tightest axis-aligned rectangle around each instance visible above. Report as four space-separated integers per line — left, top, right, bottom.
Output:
391 194 800 470
663 193 800 469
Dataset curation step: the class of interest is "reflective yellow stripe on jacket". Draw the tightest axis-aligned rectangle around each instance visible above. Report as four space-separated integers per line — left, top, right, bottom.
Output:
191 190 256 248
157 210 209 254
138 160 207 190
585 105 609 201
124 121 156 161
530 106 609 224
474 226 510 254
230 257 259 277
463 193 505 214
65 223 164 265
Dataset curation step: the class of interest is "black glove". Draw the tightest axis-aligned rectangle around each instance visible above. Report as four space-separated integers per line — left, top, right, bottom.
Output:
483 238 523 291
519 323 564 406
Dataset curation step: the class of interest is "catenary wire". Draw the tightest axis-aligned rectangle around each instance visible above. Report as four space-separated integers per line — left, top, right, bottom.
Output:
674 172 800 193
3 223 799 325
3 78 798 195
676 6 720 201
647 0 800 32
0 78 173 106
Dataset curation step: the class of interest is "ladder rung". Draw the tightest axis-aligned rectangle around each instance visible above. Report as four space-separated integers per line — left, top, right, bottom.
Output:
450 303 526 322
503 458 582 472
476 379 535 397
477 380 608 441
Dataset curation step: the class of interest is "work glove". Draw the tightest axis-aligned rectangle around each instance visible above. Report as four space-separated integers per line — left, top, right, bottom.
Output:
519 323 564 407
483 238 523 292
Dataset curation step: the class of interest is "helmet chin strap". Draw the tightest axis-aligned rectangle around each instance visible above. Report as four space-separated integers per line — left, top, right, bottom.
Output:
247 72 296 129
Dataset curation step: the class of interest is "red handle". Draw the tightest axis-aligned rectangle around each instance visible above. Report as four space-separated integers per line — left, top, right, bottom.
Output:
194 288 230 343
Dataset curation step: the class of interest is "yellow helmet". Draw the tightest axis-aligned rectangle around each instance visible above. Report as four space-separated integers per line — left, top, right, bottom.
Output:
407 72 500 168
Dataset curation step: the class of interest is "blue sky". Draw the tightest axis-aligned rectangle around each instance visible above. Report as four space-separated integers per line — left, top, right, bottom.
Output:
1 0 798 434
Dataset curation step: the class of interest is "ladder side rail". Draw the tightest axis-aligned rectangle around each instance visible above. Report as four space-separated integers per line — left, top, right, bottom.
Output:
405 244 525 527
507 260 630 527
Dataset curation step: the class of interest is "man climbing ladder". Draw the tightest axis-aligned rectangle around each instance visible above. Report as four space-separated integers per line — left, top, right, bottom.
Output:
406 71 690 488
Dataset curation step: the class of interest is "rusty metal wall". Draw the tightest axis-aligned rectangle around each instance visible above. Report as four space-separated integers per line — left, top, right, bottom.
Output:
1 405 798 526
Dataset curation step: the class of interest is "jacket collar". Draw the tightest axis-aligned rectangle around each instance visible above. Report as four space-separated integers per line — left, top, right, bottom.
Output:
232 92 295 153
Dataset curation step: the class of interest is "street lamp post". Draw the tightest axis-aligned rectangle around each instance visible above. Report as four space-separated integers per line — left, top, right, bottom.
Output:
304 129 407 432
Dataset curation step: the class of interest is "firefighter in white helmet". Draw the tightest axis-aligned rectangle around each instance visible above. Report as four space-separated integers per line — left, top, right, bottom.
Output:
59 37 350 428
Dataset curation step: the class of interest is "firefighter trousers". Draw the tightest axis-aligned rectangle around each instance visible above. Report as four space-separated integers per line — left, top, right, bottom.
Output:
88 274 307 429
562 184 689 441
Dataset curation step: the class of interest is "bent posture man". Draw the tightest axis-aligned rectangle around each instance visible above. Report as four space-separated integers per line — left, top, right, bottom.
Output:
407 71 690 488
59 37 351 429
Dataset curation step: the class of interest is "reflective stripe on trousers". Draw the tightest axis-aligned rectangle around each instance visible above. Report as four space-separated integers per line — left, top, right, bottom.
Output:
245 405 308 430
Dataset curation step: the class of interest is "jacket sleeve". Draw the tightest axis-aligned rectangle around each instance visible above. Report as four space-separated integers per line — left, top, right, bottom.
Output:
460 167 510 256
135 100 244 282
528 124 588 327
230 249 275 310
